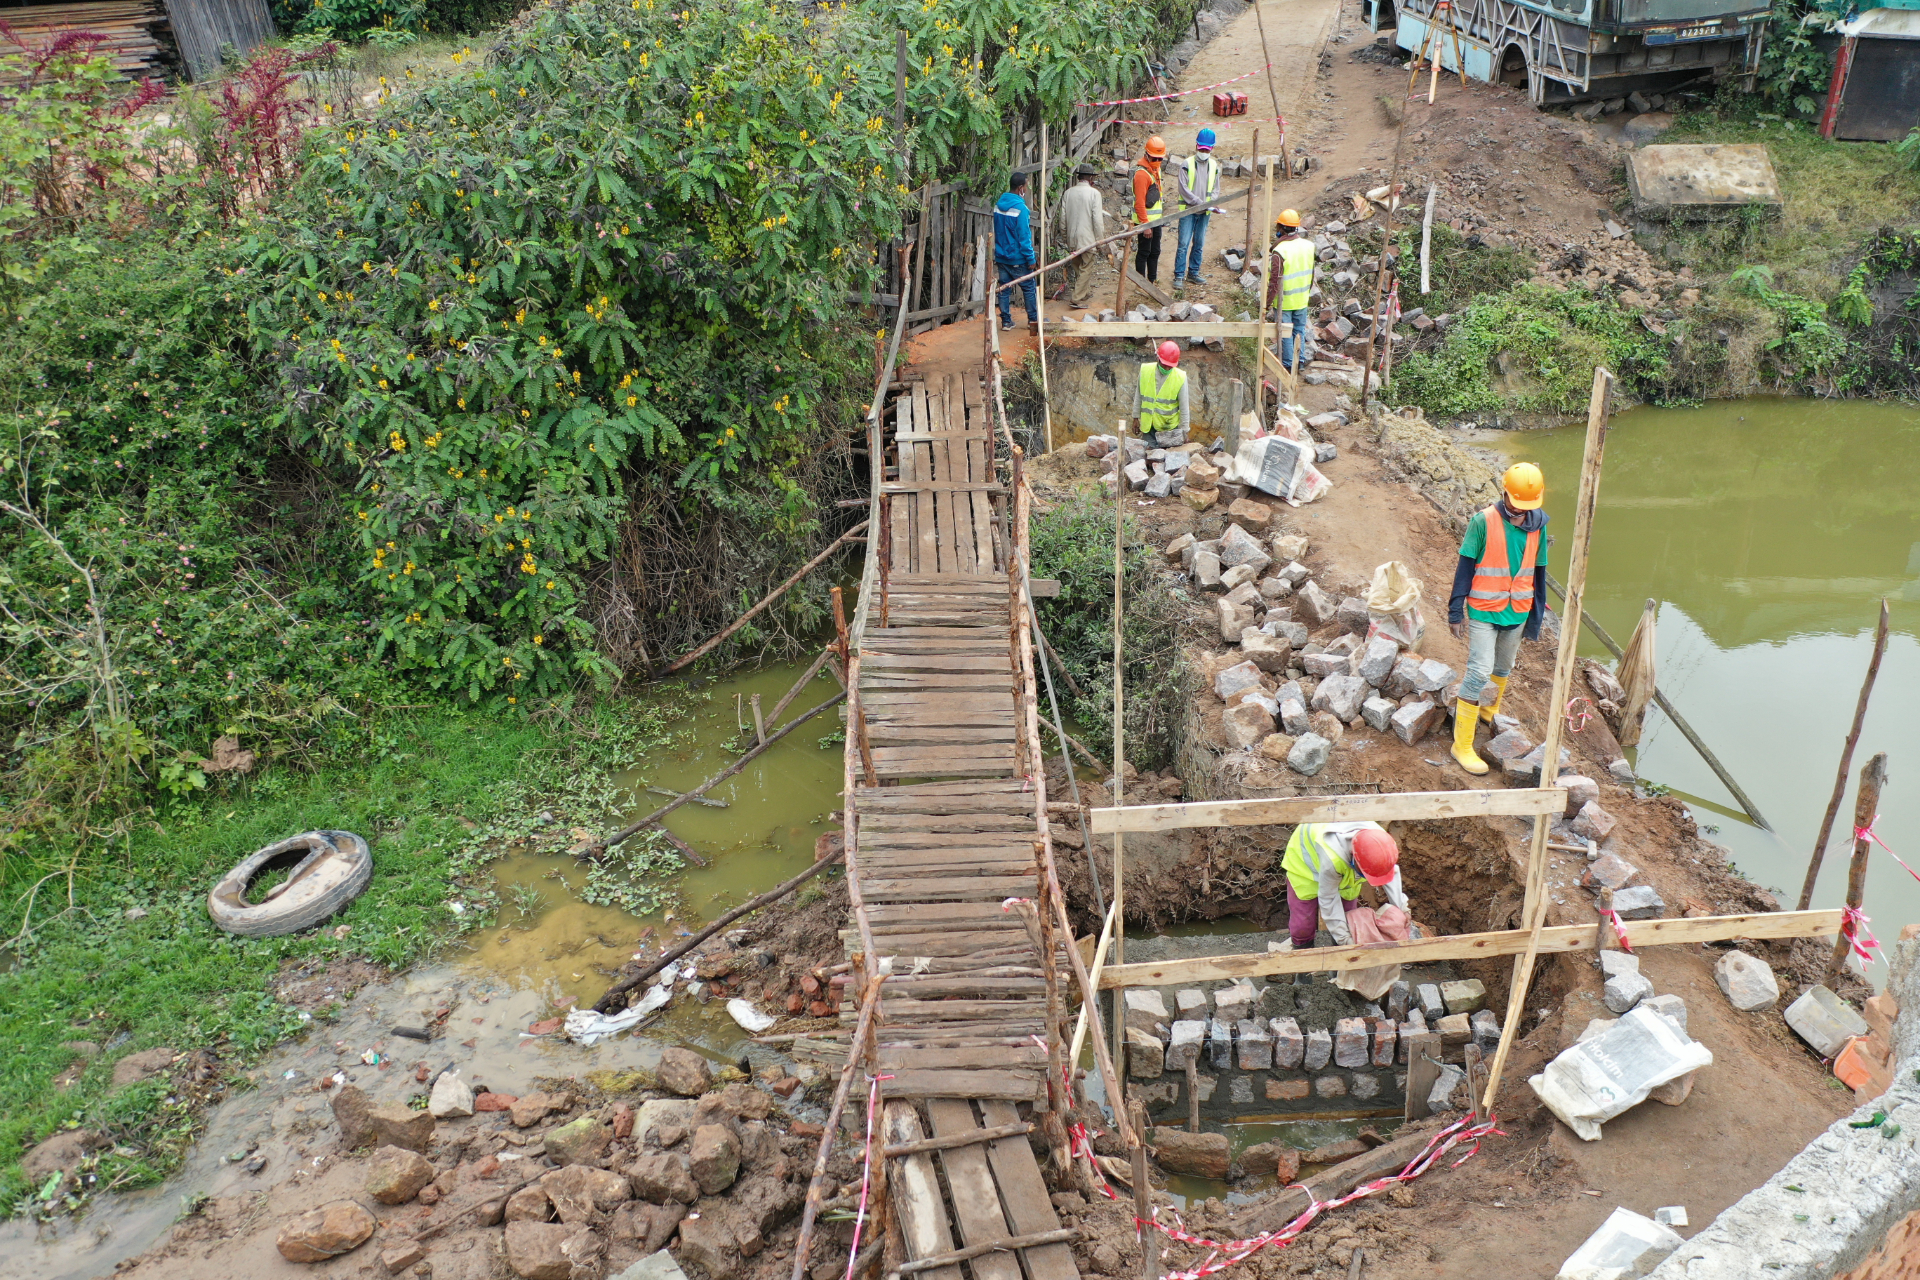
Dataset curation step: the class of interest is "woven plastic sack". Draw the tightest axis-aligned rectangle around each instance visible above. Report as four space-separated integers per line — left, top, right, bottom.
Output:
1228 434 1331 505
1366 560 1425 648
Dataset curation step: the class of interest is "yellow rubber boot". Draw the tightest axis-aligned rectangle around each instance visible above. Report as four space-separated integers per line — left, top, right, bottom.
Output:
1480 675 1509 724
1451 700 1489 775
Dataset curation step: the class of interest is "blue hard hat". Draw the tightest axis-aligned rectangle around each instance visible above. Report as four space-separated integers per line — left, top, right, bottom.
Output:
1195 128 1217 150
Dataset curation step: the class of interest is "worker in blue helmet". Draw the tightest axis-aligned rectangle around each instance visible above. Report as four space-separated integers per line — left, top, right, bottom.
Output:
1172 127 1220 291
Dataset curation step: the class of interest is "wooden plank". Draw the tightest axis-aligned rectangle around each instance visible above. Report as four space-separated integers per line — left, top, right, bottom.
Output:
860 813 1036 830
1096 909 1848 987
871 999 1047 1020
865 899 1028 920
885 577 1018 592
930 378 960 573
857 780 1032 799
891 395 915 567
944 374 978 574
881 482 1012 494
928 1096 1026 1280
1226 1120 1451 1237
911 382 937 575
1088 787 1570 833
868 729 1021 749
884 1101 966 1280
1047 321 1267 338
966 400 998 572
890 1074 1041 1104
883 1119 1034 1158
871 977 1048 999
854 936 1032 958
861 673 1013 689
860 830 1033 849
1402 1031 1440 1121
861 654 1012 672
978 1100 1079 1280
880 1045 1050 1070
861 876 1034 902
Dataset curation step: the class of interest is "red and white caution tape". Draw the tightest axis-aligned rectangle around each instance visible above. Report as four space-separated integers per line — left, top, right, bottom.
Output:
1841 905 1881 964
1080 66 1267 107
843 1070 895 1280
1601 908 1632 953
1564 695 1594 734
1103 118 1284 129
1854 814 1920 884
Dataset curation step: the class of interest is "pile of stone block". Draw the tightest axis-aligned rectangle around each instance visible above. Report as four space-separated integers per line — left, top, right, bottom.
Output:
1553 783 1669 921
1120 975 1499 1122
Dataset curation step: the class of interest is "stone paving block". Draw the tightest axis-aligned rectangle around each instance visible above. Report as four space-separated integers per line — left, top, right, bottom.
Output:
1372 1018 1396 1067
1213 980 1257 1022
1304 1028 1332 1071
1312 674 1369 722
1296 581 1337 627
1287 733 1332 777
1229 1076 1255 1105
1236 1019 1273 1070
1313 1074 1348 1098
1358 636 1401 685
1440 979 1486 1014
1166 1020 1206 1071
1301 651 1351 678
1484 729 1535 766
1280 698 1311 736
1560 775 1600 816
1581 852 1640 892
1350 1072 1382 1100
1411 658 1457 693
1390 700 1445 745
1271 1018 1304 1069
1603 970 1654 1013
1784 986 1862 1057
1570 800 1619 843
1361 696 1396 732
1124 988 1169 1033
1208 1017 1234 1070
1417 984 1446 1020
1641 993 1688 1035
1211 661 1263 701
1265 1077 1309 1102
1176 989 1209 1020
1333 1017 1370 1068
1335 597 1370 635
1387 981 1410 1023
1436 1013 1472 1046
1715 951 1780 1011
1598 949 1640 979
1611 884 1666 919
1126 1027 1165 1079
1470 1010 1501 1052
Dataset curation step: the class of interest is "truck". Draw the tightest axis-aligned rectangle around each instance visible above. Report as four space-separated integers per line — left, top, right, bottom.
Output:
1364 0 1766 105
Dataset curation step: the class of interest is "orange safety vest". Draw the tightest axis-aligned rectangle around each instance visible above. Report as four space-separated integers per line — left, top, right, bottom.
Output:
1467 504 1540 615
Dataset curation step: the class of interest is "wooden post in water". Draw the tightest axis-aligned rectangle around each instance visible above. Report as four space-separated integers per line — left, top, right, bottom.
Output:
1829 752 1889 983
1800 600 1892 910
1480 366 1613 1115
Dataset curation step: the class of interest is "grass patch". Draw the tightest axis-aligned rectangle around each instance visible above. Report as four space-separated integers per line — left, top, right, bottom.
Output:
0 698 688 1217
1653 108 1920 302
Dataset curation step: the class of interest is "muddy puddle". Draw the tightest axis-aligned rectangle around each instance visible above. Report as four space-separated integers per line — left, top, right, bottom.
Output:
1496 398 1920 961
0 658 845 1280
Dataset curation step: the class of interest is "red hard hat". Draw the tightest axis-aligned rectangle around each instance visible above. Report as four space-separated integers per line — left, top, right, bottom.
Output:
1156 340 1181 367
1352 826 1399 886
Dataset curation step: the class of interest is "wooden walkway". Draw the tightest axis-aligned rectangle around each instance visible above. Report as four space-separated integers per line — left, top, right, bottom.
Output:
835 372 1081 1280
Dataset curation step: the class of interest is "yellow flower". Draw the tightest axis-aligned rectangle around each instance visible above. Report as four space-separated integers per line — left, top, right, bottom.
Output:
534 634 543 644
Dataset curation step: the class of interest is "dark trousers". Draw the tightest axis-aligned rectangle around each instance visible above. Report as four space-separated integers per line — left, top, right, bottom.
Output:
1133 226 1162 283
996 260 1037 325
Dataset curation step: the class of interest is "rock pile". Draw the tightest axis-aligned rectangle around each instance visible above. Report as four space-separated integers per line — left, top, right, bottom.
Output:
282 1075 816 1279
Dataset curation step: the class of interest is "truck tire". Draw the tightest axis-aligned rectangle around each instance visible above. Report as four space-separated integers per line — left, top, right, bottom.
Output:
207 830 372 938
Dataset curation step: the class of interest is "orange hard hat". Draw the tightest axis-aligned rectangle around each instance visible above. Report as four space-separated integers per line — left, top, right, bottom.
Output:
1352 826 1399 886
1502 462 1545 510
1156 340 1181 367
1275 208 1302 227
1144 135 1168 158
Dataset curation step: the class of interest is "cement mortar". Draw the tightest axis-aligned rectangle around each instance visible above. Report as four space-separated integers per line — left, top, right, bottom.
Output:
1287 975 1361 1032
1645 940 1920 1279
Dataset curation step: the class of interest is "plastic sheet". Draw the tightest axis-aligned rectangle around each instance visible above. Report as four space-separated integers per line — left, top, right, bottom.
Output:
1556 1206 1685 1279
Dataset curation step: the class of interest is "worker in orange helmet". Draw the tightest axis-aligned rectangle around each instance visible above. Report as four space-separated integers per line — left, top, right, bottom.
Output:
1447 462 1551 776
1130 135 1169 284
1132 339 1188 447
1281 823 1407 949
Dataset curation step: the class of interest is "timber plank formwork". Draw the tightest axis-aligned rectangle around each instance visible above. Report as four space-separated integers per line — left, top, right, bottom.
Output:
843 375 1079 1280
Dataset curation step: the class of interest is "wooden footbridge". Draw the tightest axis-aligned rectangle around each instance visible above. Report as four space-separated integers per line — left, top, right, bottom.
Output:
784 365 1097 1280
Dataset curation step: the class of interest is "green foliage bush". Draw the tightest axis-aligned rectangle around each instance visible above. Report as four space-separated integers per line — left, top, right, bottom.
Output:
1029 492 1188 772
1378 221 1534 317
1388 284 1669 418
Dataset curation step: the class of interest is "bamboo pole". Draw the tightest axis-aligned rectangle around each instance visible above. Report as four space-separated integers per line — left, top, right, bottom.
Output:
789 973 887 1280
1358 109 1410 412
592 848 846 1012
834 585 878 787
1542 574 1771 830
767 645 838 728
656 521 869 676
1480 366 1613 1116
1258 152 1275 399
1828 752 1889 982
1110 414 1128 1076
1242 128 1260 269
1249 0 1293 184
1419 183 1437 295
1800 600 1892 910
1038 121 1055 453
881 1121 1033 1159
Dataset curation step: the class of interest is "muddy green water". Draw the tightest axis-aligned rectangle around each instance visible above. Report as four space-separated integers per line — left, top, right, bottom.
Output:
1498 398 1920 963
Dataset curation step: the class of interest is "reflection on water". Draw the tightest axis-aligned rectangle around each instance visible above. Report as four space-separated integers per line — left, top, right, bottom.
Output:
1497 398 1920 957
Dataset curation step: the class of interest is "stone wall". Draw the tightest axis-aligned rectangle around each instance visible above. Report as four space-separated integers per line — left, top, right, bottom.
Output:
1046 347 1248 445
1116 970 1501 1123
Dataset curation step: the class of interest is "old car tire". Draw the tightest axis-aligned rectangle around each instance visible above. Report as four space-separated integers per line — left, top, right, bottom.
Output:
207 830 372 938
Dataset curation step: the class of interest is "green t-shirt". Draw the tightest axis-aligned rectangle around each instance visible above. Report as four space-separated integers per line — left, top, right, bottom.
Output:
1459 508 1548 627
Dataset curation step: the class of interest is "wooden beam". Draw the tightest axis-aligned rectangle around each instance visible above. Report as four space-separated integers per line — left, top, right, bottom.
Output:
1088 787 1566 834
882 1121 1033 1159
1095 909 1845 988
1047 321 1267 339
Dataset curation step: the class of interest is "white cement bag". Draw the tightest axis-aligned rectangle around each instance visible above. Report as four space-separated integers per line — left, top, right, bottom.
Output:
1228 434 1331 504
1556 1207 1685 1279
1529 1005 1713 1141
1366 560 1425 648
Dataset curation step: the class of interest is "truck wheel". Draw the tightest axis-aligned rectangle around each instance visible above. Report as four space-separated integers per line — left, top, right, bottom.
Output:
207 830 372 938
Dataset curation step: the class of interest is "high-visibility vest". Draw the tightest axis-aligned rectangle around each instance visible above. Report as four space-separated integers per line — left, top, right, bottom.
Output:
1282 823 1370 907
1134 163 1163 222
1137 363 1185 434
1179 154 1218 212
1467 504 1541 615
1275 237 1316 310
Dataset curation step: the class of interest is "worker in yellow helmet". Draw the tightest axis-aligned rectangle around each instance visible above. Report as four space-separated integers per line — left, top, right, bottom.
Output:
1447 462 1551 775
1130 135 1168 284
1264 209 1316 372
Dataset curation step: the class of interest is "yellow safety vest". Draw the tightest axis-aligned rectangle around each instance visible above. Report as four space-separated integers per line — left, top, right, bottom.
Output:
1275 237 1316 310
1282 824 1368 905
1179 154 1219 212
1134 163 1163 222
1137 363 1185 434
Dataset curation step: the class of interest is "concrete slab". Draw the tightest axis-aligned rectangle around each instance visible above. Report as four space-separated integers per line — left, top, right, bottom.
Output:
1627 144 1783 222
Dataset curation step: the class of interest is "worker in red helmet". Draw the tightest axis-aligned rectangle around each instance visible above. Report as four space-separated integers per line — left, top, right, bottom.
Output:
1281 822 1408 949
1132 340 1189 447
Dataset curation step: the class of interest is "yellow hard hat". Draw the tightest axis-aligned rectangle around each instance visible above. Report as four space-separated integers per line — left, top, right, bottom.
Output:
1502 462 1545 510
1275 208 1302 227
1144 135 1167 158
